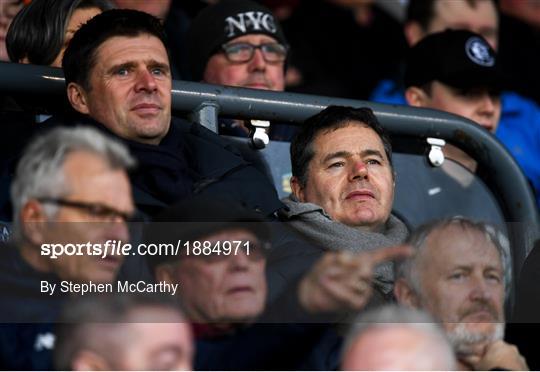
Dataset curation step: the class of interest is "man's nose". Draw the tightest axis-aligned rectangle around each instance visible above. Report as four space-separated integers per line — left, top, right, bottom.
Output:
106 220 130 243
134 69 158 92
248 48 266 71
229 247 252 271
349 160 368 181
478 93 498 116
469 275 493 301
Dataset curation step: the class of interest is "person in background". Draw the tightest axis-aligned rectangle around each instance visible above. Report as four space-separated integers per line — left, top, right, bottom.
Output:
404 30 501 166
341 305 456 370
371 0 540 207
147 196 342 370
394 217 528 371
6 0 111 67
187 0 295 140
54 293 194 371
0 126 136 370
0 1 112 224
0 0 24 61
382 29 508 230
1 0 110 142
148 197 270 330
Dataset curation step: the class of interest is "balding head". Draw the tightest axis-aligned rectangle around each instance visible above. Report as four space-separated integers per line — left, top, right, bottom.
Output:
341 306 456 370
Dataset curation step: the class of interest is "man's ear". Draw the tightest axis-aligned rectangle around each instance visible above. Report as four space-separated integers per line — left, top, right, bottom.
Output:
20 200 49 246
71 350 110 371
290 176 306 202
405 86 429 108
67 82 90 115
394 278 421 308
404 21 425 47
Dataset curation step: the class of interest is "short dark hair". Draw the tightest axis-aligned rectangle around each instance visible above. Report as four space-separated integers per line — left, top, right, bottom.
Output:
6 0 112 65
291 106 393 187
62 8 169 91
406 0 489 30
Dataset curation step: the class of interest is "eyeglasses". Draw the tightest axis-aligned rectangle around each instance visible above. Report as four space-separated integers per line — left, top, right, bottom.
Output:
37 198 136 222
221 42 287 64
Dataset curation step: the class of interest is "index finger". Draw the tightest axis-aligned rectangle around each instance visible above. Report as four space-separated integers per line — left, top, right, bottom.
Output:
366 245 413 265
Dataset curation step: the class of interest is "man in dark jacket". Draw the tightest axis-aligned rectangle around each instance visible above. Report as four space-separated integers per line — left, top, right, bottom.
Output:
54 8 325 308
0 126 136 370
61 8 282 218
146 196 342 370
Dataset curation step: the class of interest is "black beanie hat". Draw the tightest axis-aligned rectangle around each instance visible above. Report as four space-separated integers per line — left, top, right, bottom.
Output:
187 0 287 81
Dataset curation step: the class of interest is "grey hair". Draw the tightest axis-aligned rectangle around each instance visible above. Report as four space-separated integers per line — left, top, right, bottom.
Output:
11 126 135 236
447 321 505 356
342 305 456 370
394 217 512 299
54 293 185 371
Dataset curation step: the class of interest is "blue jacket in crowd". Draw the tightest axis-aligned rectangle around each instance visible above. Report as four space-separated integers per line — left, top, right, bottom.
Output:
371 80 540 207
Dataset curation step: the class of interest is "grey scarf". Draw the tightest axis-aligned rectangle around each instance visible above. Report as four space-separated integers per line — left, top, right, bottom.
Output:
278 195 409 294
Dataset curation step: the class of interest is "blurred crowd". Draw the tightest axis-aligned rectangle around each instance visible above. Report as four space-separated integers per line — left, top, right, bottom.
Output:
0 0 539 370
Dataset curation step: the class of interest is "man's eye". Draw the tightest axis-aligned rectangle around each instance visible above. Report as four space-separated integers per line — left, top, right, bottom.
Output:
88 206 111 218
151 68 165 76
486 273 502 283
456 89 483 99
229 44 251 53
225 44 252 57
366 159 381 165
449 272 465 280
115 68 129 76
329 162 344 168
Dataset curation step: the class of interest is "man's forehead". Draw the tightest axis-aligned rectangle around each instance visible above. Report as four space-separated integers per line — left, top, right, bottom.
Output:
432 0 497 25
126 306 185 323
317 122 376 137
227 33 278 44
423 225 502 267
435 81 499 98
95 34 169 62
314 123 386 153
63 149 110 173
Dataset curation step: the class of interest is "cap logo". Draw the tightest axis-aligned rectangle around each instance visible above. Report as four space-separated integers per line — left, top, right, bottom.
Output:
224 11 277 38
465 37 495 67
